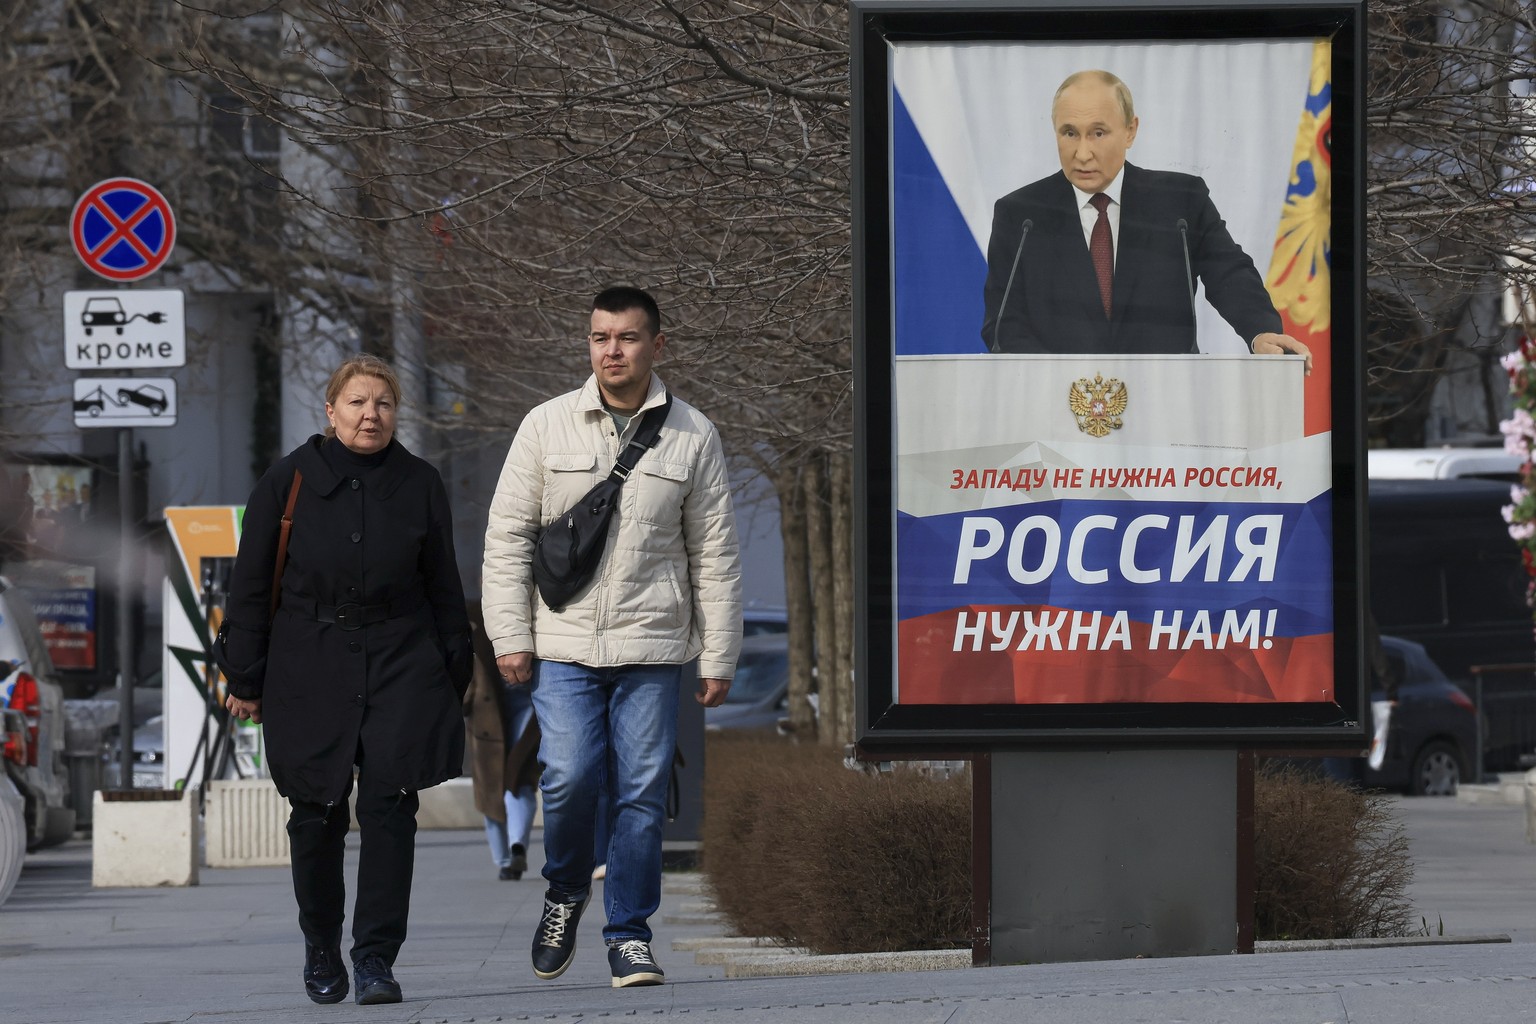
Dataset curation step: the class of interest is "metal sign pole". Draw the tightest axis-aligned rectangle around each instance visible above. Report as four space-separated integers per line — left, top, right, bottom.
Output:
117 427 136 789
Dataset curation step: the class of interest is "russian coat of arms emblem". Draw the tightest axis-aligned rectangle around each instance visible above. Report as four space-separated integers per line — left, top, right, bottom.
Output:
1068 374 1128 438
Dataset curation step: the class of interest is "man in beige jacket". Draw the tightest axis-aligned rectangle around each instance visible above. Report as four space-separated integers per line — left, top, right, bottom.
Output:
482 286 742 988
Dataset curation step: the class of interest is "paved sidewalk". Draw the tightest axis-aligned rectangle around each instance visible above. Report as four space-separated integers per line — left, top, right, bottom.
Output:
0 795 1533 1024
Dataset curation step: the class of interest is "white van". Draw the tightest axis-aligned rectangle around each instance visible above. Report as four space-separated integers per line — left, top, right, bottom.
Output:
1367 447 1522 481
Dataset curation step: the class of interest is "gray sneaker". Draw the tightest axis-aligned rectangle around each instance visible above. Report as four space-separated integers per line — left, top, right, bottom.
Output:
608 939 664 987
531 891 589 980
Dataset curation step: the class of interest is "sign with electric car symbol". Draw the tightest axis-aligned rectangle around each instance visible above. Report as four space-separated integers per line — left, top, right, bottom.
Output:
69 178 176 281
63 290 185 369
72 377 178 428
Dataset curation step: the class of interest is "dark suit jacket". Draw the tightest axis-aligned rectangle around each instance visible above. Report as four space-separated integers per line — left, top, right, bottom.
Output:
980 163 1282 354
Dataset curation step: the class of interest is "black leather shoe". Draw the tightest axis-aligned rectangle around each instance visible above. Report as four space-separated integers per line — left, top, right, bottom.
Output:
303 944 348 1004
352 953 402 1005
532 891 589 980
510 843 528 880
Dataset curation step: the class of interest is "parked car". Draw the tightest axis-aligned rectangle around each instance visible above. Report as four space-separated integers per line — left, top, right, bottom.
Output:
1332 636 1479 796
99 673 166 791
0 576 75 850
706 633 791 731
1367 446 1521 482
742 606 788 636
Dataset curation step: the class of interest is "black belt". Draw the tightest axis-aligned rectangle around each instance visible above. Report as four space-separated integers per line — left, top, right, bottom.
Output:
283 590 425 631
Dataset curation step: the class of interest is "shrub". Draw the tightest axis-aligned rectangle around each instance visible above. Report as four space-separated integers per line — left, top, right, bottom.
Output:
1252 762 1414 940
702 732 970 954
704 742 1415 952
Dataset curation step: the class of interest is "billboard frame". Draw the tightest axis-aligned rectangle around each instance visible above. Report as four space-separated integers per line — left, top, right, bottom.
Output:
852 0 1368 751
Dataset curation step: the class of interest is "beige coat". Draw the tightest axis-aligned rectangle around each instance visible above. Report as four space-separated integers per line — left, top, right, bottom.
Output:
464 602 540 821
482 374 742 679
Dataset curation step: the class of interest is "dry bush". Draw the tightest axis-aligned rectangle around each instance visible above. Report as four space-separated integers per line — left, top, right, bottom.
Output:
706 744 1414 952
702 732 970 954
1253 763 1415 940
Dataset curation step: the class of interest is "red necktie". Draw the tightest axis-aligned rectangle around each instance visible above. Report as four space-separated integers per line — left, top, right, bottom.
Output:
1089 192 1113 319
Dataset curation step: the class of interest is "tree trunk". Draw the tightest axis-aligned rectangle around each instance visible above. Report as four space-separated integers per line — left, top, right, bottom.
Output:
805 452 838 745
775 462 817 740
829 451 855 747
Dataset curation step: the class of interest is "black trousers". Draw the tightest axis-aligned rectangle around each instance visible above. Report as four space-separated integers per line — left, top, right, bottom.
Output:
287 755 419 966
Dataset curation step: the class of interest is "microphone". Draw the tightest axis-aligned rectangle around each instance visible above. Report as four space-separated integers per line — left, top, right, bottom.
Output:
1177 218 1198 353
990 219 1033 353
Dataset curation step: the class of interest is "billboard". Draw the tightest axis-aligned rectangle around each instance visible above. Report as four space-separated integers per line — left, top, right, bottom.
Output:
853 0 1367 747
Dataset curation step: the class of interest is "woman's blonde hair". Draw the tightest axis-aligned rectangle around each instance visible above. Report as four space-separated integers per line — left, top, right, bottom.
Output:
323 354 402 438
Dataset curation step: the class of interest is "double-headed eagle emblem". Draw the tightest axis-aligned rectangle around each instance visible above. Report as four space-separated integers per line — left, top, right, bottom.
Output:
1068 374 1128 437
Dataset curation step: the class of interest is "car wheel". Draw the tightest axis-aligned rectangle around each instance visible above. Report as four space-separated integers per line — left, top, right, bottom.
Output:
0 774 25 907
1410 740 1464 796
88 405 100 417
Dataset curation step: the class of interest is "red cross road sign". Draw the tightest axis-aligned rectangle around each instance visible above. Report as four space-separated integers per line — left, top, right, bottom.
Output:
69 178 177 282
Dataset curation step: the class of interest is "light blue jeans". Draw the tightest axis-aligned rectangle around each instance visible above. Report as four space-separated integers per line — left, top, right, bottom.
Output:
530 660 680 944
483 787 537 866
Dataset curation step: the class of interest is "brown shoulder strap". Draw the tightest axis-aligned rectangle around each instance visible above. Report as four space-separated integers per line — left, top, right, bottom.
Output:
269 469 303 621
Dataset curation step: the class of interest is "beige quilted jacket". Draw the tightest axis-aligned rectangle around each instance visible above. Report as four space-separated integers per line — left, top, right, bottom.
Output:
481 373 743 679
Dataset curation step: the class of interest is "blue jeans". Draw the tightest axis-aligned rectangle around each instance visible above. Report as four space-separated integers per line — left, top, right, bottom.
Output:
530 660 680 944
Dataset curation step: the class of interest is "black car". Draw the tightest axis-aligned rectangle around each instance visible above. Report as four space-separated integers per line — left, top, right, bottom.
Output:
705 633 793 732
117 385 168 415
1361 636 1479 795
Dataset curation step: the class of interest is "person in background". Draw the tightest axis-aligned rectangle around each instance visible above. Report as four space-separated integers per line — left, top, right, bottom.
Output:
465 600 541 880
220 353 472 1006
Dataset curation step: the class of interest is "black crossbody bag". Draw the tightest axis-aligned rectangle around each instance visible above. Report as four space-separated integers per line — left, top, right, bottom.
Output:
532 396 673 611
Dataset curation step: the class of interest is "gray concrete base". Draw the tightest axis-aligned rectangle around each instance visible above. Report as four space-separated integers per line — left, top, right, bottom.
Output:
991 749 1238 964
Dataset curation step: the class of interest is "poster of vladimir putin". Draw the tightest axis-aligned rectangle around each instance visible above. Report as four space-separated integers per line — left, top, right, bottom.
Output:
870 26 1356 729
980 69 1312 367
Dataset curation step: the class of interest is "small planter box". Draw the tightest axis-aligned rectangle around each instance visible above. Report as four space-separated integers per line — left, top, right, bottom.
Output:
206 778 290 867
92 787 199 888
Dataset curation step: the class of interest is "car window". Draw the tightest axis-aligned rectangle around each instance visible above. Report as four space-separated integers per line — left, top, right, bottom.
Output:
727 647 788 703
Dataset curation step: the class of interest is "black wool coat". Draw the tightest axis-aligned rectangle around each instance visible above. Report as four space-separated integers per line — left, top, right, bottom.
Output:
220 434 472 807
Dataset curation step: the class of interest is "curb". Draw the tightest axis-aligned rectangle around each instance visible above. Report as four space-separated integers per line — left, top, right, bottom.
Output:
685 934 1513 978
1255 933 1511 952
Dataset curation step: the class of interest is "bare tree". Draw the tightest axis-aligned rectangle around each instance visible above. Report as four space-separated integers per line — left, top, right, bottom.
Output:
161 0 1536 744
1366 0 1536 443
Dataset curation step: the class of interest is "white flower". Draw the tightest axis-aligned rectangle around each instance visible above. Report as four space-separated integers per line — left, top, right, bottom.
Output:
1511 521 1536 541
1503 350 1528 374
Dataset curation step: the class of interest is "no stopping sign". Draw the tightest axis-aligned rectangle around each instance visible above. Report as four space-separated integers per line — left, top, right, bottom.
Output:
69 178 177 282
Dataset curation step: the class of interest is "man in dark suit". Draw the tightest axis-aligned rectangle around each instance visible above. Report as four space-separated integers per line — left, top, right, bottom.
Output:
980 69 1312 369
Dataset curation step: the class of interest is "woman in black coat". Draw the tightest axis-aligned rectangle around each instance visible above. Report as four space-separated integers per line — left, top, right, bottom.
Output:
219 354 472 1006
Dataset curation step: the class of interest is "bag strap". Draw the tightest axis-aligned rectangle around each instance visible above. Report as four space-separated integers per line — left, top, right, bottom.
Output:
269 469 303 621
607 394 673 484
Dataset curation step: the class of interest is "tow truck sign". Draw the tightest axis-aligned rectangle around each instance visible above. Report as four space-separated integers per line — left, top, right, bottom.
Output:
63 290 185 369
72 376 178 428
